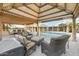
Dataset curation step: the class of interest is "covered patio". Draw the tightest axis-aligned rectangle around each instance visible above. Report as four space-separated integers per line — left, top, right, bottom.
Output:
0 3 79 41
0 3 79 56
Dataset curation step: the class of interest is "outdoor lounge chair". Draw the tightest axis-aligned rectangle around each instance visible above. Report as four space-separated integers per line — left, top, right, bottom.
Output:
22 31 33 40
23 37 36 56
15 34 36 56
21 31 44 46
41 34 70 56
31 36 44 46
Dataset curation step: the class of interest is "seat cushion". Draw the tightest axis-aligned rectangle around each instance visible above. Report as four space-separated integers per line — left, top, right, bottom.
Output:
31 36 43 42
25 42 35 50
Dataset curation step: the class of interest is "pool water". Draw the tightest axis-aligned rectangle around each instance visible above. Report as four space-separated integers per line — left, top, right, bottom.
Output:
43 31 66 34
41 31 67 36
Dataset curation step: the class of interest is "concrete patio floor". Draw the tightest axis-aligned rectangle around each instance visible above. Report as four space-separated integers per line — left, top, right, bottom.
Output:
2 33 79 56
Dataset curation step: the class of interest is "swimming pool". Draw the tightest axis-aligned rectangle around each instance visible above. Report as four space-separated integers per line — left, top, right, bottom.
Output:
41 31 68 36
43 31 66 34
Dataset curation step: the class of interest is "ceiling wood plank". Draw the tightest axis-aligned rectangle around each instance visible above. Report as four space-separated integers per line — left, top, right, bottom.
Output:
49 4 73 14
40 10 64 18
34 3 40 8
3 10 27 18
40 13 72 21
0 12 37 24
41 16 72 23
73 3 78 14
41 17 72 23
0 20 33 24
23 3 39 14
73 4 79 18
65 3 67 10
40 6 56 14
12 7 37 18
40 3 48 8
0 3 3 14
41 18 63 23
3 10 37 22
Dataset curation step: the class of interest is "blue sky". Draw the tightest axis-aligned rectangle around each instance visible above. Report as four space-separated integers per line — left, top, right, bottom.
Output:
43 20 65 26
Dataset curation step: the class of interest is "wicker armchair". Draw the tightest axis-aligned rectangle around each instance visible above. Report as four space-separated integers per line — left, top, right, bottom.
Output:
23 37 36 56
15 35 36 56
41 34 70 56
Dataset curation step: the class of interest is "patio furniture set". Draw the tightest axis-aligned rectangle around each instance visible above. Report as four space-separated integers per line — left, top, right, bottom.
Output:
0 31 70 56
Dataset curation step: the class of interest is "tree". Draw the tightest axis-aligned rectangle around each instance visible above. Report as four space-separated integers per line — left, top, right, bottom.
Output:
58 23 67 27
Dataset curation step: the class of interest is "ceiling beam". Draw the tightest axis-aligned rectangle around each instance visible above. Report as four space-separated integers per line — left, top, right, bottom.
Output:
0 12 36 24
0 20 33 25
40 6 56 14
41 18 63 23
49 4 73 14
40 10 64 18
40 3 48 8
2 3 32 10
3 10 37 22
57 7 73 14
23 3 39 14
41 16 72 23
40 13 72 21
0 3 3 13
73 3 78 14
34 3 40 8
65 3 67 10
12 6 37 18
73 4 79 18
3 10 27 18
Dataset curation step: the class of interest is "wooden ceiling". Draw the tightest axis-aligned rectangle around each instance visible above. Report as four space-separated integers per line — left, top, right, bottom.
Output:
0 3 79 24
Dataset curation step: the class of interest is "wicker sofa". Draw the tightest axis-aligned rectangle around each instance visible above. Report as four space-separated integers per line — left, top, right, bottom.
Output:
22 31 44 46
15 34 36 56
41 34 70 56
23 37 36 56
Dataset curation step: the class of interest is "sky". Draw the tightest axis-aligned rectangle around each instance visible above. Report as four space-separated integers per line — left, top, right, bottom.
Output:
40 18 72 26
42 20 66 26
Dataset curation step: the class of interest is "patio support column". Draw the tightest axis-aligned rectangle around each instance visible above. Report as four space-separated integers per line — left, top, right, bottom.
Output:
46 27 47 32
47 27 49 32
32 27 33 32
63 26 65 32
42 27 44 32
0 22 3 41
72 17 76 41
32 27 34 32
33 27 35 32
66 25 69 33
66 20 70 33
34 27 35 32
57 27 60 31
37 21 40 36
52 27 53 31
